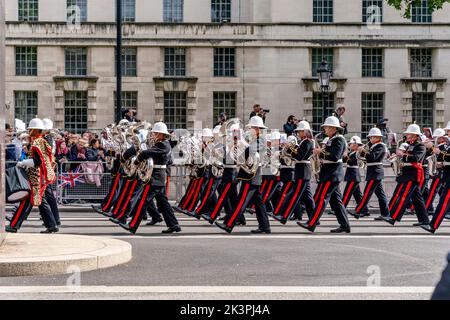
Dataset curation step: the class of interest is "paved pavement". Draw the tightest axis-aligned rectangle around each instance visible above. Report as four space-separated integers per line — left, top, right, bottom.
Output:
1 210 449 300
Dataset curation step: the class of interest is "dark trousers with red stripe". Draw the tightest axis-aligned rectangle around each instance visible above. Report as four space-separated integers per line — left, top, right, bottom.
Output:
223 182 269 231
195 177 221 216
9 186 57 230
209 181 239 221
127 184 179 234
101 173 123 212
425 175 443 212
110 178 135 217
273 179 314 221
389 181 429 223
180 177 205 211
112 178 142 221
342 181 368 214
261 178 281 213
178 177 196 209
308 181 349 229
429 182 450 231
355 180 389 217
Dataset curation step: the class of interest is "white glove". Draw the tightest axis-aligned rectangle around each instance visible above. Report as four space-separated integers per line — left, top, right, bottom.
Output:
16 159 35 168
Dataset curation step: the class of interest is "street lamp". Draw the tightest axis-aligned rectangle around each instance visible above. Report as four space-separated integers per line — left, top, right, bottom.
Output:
115 0 122 124
317 59 332 120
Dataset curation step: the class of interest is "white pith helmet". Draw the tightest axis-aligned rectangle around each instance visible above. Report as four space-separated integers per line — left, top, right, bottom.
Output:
433 128 446 138
322 116 342 129
151 122 170 136
270 131 281 140
404 123 422 136
202 128 214 138
118 119 130 126
42 118 54 130
295 120 312 132
349 136 363 145
246 116 267 129
367 128 383 138
27 117 45 130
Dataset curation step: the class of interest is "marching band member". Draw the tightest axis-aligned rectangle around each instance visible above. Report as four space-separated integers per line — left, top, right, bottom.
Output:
298 116 351 233
349 128 389 221
422 121 450 233
339 136 369 217
202 123 244 225
424 128 447 213
175 136 203 214
41 118 61 227
254 132 282 214
186 128 216 218
93 119 130 216
195 125 225 219
215 116 270 234
6 118 58 233
120 122 181 234
382 124 430 226
272 120 315 225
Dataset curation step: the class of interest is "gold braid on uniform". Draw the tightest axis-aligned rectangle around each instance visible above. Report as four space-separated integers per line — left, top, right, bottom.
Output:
28 137 56 206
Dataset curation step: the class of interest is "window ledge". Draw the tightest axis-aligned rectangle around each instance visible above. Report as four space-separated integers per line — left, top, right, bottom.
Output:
401 77 447 82
53 75 99 82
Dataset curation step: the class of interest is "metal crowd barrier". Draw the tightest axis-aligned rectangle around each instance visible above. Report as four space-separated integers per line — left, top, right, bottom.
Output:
4 161 434 209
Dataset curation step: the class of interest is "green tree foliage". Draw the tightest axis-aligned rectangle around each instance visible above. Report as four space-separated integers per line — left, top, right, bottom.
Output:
386 0 450 18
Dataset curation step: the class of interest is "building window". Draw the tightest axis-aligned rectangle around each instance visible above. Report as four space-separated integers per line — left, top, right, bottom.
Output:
14 91 38 124
211 0 231 23
361 93 384 139
67 0 87 22
65 47 87 76
64 91 88 134
164 48 186 76
114 91 138 120
214 48 235 77
313 0 333 23
18 0 39 22
121 0 135 22
412 0 432 23
119 47 137 76
362 0 383 23
164 92 187 130
164 0 184 22
362 48 383 77
15 47 37 76
213 92 236 121
312 48 333 77
312 93 335 133
410 48 432 78
412 93 434 129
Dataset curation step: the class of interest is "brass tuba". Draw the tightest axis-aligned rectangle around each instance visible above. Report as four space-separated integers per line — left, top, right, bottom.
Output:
310 133 324 182
280 135 298 167
137 135 156 184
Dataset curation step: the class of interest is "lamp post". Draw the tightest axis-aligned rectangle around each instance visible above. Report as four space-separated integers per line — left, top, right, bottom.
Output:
317 59 332 121
115 0 122 124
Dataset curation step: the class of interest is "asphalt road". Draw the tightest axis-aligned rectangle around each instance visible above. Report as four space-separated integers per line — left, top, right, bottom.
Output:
1 210 450 300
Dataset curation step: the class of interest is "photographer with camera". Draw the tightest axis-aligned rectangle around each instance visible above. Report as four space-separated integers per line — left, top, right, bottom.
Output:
249 104 269 124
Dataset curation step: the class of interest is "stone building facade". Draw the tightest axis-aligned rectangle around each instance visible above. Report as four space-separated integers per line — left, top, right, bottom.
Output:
4 0 450 136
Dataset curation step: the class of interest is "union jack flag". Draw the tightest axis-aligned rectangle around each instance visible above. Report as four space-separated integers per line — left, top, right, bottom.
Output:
58 166 85 189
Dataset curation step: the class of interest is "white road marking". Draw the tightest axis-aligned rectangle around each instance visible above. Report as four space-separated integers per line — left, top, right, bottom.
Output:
111 235 450 239
0 286 435 294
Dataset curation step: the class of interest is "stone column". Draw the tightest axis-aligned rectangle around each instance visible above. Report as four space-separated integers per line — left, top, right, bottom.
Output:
0 0 6 246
